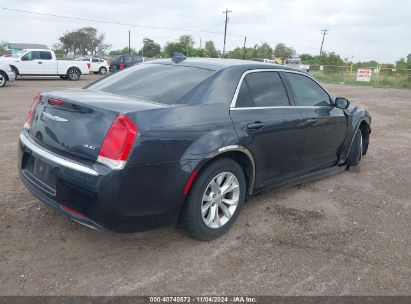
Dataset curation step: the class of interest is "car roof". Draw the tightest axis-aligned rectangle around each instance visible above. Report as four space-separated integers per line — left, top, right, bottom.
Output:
146 57 305 72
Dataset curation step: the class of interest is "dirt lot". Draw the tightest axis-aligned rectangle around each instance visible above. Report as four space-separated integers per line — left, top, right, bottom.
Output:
0 75 410 296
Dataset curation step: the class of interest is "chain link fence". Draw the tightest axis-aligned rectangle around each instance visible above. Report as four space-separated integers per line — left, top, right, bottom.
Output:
308 65 411 89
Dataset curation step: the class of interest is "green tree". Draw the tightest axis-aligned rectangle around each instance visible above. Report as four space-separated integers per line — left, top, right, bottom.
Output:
254 42 273 59
163 35 204 57
300 53 313 62
109 47 138 56
0 41 7 56
59 27 111 57
204 40 219 58
226 47 255 60
138 38 161 58
273 43 295 63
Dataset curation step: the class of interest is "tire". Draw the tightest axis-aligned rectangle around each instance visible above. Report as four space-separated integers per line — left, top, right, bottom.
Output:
99 67 107 75
181 158 246 240
60 75 68 79
347 128 363 167
0 71 7 87
67 67 81 81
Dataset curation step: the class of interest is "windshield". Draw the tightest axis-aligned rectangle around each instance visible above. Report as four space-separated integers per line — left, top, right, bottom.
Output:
13 50 26 58
87 63 215 105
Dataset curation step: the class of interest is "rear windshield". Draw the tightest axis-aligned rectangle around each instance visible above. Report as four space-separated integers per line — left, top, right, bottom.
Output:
87 63 215 104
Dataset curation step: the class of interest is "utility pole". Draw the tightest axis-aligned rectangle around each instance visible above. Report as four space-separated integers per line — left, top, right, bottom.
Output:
319 28 329 56
200 38 202 49
128 30 131 54
242 36 247 60
222 8 232 58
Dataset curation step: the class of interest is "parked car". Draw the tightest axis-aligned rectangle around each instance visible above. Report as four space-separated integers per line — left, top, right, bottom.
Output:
0 49 89 80
74 57 109 75
0 62 16 87
18 56 371 240
109 55 147 72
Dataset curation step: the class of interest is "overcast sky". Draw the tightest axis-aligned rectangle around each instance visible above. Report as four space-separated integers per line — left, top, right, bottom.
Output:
1 0 410 63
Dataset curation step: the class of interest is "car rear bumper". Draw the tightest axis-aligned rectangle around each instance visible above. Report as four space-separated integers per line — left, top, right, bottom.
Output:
18 131 187 233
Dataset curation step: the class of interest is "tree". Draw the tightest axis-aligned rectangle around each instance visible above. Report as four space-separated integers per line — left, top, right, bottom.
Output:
204 40 219 58
163 35 203 57
300 53 313 62
59 27 111 57
109 47 138 56
254 42 273 59
0 41 7 56
407 54 411 63
273 43 295 63
138 38 161 58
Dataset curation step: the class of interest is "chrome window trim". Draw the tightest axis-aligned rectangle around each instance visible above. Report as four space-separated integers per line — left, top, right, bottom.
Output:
229 69 335 109
230 105 332 111
206 145 255 195
20 132 99 176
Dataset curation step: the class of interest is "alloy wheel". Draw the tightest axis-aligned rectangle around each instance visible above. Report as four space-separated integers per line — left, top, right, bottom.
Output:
0 74 5 87
201 172 240 229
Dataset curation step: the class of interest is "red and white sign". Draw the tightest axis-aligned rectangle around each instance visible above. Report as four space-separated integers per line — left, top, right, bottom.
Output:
356 68 372 82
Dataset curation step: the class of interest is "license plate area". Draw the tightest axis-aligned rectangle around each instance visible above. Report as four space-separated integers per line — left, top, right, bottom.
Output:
23 153 56 194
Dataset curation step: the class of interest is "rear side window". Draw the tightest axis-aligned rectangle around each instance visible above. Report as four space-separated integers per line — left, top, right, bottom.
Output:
123 56 133 63
92 58 99 63
286 73 331 106
39 51 52 60
236 72 289 107
87 64 215 104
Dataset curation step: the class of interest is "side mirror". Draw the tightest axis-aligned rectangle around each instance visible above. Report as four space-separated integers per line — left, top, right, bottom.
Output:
335 97 350 109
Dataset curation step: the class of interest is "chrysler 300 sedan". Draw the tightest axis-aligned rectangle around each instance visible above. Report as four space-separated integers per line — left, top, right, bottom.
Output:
18 55 371 240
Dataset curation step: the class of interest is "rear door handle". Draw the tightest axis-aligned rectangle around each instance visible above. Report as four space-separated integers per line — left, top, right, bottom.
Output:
247 121 265 130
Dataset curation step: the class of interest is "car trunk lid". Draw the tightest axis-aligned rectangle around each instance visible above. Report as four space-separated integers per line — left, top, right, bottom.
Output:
27 88 164 162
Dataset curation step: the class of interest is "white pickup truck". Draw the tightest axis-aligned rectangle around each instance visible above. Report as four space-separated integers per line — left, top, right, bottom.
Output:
0 49 89 80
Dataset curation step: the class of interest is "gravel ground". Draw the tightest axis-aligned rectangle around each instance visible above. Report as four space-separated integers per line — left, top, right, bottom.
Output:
0 75 410 295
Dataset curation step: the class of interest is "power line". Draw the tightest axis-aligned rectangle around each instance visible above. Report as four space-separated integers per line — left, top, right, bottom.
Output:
320 28 329 56
0 6 223 35
222 8 232 58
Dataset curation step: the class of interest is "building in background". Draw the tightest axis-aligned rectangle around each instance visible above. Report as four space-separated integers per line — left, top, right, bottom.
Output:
4 43 48 56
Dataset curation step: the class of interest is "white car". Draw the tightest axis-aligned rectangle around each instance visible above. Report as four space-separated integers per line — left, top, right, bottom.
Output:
0 62 16 87
75 57 109 75
0 49 89 80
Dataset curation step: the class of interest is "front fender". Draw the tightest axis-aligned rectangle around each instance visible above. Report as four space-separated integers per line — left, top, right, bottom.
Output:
339 106 371 163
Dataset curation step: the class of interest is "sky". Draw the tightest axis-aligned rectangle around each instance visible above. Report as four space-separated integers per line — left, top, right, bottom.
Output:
0 0 410 63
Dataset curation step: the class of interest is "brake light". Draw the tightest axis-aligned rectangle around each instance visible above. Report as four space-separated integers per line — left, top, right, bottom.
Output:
119 63 125 69
87 63 91 69
48 98 64 106
24 93 41 129
97 115 137 170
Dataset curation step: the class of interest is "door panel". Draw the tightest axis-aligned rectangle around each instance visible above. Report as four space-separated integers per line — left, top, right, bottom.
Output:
298 107 347 171
231 108 305 189
40 51 55 74
20 51 43 74
230 71 305 190
284 72 348 172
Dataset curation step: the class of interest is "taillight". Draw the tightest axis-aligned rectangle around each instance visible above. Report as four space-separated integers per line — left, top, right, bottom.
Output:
87 63 91 69
97 115 137 170
24 93 41 129
119 63 125 69
48 98 64 106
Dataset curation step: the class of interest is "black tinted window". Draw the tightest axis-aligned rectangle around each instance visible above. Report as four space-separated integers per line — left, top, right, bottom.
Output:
39 51 52 60
286 73 331 106
123 56 133 63
88 64 214 104
92 58 99 62
240 72 289 107
236 82 254 107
